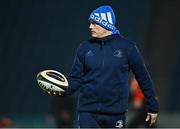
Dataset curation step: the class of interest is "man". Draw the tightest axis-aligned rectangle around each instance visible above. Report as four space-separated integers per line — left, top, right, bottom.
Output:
49 5 159 128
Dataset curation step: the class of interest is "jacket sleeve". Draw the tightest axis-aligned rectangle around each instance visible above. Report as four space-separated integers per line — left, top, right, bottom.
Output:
128 43 159 113
65 44 84 96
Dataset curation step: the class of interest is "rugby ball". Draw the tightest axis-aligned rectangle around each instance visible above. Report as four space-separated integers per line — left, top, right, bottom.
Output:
36 70 68 93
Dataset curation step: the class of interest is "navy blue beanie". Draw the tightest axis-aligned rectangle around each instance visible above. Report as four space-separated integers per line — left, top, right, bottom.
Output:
89 5 120 34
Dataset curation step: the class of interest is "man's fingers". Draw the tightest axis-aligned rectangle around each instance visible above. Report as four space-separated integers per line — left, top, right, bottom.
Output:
146 113 158 127
150 116 157 126
149 119 156 127
145 114 150 122
149 116 156 127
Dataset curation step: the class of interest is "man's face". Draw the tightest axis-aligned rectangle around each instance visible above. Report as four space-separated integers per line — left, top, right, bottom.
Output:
89 22 112 38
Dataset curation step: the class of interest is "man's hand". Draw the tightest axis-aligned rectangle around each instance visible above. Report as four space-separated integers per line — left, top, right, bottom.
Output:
145 112 158 127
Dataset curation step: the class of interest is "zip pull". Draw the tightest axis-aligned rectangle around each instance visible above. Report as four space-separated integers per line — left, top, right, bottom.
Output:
101 40 104 48
101 40 105 68
102 40 104 45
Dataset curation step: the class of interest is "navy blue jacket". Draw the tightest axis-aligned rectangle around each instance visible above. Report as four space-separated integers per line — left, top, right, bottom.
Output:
66 34 159 114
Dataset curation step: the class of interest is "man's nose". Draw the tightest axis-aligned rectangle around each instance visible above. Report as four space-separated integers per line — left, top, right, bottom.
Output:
89 23 94 29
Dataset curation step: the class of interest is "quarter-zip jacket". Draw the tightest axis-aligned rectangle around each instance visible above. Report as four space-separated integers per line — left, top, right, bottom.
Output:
66 34 159 114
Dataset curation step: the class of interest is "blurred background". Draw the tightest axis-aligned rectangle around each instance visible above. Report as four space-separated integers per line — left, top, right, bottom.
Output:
0 0 180 128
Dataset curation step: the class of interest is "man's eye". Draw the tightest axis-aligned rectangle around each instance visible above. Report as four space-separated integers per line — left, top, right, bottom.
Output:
90 21 96 25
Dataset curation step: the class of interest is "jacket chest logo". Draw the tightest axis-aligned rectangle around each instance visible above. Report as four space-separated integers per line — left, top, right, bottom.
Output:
115 120 123 128
113 49 122 58
86 50 94 57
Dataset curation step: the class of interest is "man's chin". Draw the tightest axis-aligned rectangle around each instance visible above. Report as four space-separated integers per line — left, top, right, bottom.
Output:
91 34 98 38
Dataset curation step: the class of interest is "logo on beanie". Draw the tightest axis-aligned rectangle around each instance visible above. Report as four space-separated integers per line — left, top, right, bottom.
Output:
90 13 115 30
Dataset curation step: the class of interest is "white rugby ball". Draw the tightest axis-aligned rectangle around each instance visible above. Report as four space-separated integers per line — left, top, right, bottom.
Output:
36 70 68 93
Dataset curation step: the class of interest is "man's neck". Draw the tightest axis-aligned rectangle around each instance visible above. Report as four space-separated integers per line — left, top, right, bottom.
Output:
98 31 112 38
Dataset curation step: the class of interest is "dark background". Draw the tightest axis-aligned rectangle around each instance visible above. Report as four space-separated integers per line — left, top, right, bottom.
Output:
0 0 180 127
